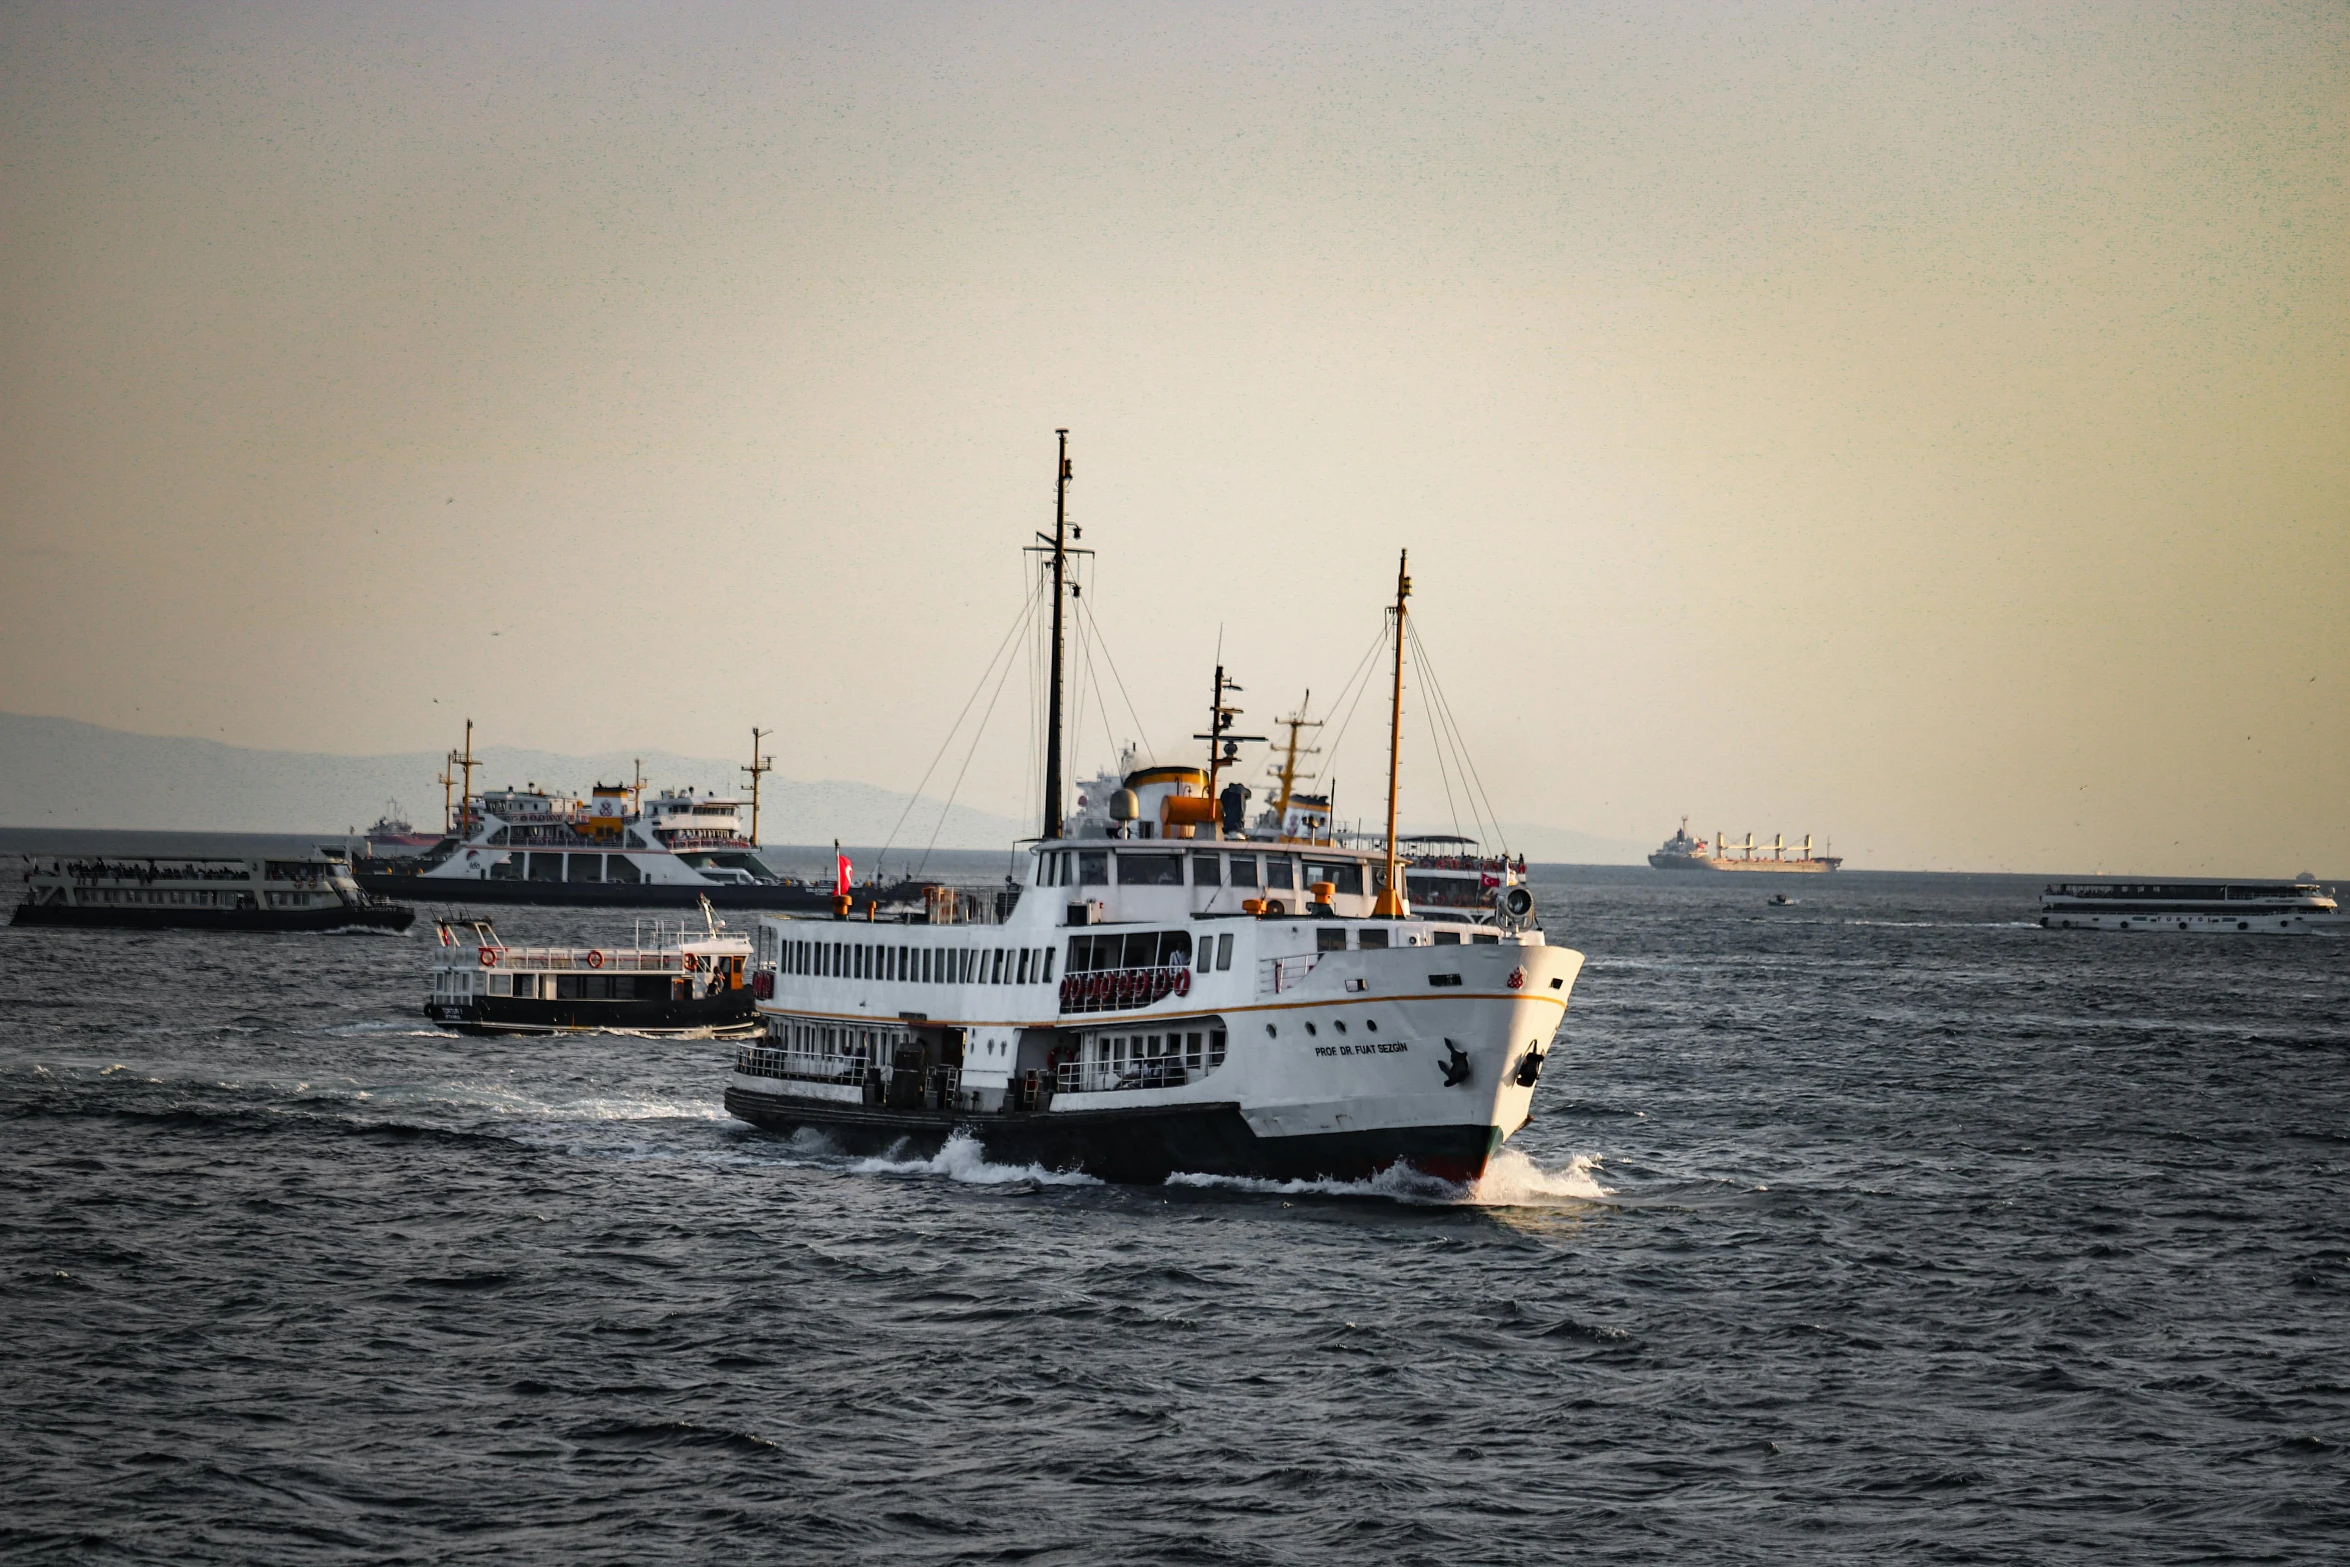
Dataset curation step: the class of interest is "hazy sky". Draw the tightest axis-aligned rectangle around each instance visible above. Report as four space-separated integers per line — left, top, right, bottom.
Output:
3 2 2343 874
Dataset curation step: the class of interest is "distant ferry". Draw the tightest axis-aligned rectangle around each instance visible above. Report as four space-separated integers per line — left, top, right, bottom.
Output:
2039 879 2341 934
356 749 913 910
12 850 413 932
1649 817 1842 873
423 908 758 1036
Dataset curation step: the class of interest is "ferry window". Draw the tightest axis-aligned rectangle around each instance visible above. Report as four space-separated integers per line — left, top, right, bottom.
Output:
569 854 604 884
1041 950 1054 982
1306 862 1363 897
1210 1029 1227 1067
1473 933 1500 945
1120 932 1158 969
1230 855 1259 888
1358 928 1388 950
607 855 642 884
1078 850 1108 885
1191 852 1222 887
517 974 538 998
1216 932 1233 971
991 949 1005 984
527 853 562 882
1156 931 1193 968
489 974 512 996
557 975 584 999
1195 939 1213 973
1016 950 1031 985
1316 927 1346 952
1266 858 1296 891
1117 853 1185 886
1432 930 1461 946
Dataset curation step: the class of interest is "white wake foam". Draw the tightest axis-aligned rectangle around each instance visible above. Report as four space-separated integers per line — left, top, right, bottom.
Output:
1166 1146 1614 1208
850 1130 1103 1187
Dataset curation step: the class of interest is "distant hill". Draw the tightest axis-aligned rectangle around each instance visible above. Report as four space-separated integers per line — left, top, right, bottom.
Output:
0 712 1651 865
0 712 1029 851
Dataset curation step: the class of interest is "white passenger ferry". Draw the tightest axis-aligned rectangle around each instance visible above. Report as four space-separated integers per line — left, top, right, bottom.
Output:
424 905 758 1036
12 850 413 933
725 435 1582 1187
2039 879 2342 934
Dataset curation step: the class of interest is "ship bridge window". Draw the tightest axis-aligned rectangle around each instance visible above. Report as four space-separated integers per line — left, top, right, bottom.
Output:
1191 852 1222 887
1078 850 1108 886
1117 853 1185 887
1358 928 1388 949
1305 861 1364 897
1266 858 1297 891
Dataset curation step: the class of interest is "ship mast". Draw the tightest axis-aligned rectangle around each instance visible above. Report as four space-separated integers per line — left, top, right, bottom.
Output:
457 719 478 837
1373 552 1411 917
437 750 458 835
1194 664 1262 818
1042 430 1072 841
1266 692 1321 841
742 728 774 846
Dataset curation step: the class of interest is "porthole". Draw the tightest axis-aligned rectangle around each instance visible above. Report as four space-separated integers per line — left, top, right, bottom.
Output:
1333 1020 1348 1034
1305 1022 1318 1036
1265 1023 1278 1038
1365 1019 1379 1032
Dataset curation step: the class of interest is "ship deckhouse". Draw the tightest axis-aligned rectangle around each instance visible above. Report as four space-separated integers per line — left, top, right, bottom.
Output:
354 725 856 908
725 431 1585 1187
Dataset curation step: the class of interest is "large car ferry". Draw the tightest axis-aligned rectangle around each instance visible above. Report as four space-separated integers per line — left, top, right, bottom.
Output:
2039 879 2341 934
423 906 758 1035
356 735 916 911
12 850 413 932
724 434 1581 1187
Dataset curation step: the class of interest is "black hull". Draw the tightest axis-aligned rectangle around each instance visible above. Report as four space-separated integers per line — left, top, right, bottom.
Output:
356 874 928 912
426 993 760 1036
725 1085 1503 1186
11 901 414 933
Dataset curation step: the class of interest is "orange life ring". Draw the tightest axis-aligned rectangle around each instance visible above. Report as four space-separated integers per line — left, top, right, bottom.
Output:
587 950 604 969
478 947 497 968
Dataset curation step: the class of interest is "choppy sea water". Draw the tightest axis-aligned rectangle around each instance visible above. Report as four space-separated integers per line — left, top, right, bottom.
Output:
4 867 2347 1564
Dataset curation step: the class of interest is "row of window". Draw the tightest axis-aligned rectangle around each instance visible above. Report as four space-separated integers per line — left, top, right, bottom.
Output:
767 935 1056 987
1038 850 1373 896
82 889 232 906
767 1019 915 1062
488 852 646 884
1085 1028 1227 1075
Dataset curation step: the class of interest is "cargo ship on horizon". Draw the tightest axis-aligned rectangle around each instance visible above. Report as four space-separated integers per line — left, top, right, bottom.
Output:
1649 817 1842 873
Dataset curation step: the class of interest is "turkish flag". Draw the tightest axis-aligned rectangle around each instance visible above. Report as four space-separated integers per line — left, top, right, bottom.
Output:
836 854 852 896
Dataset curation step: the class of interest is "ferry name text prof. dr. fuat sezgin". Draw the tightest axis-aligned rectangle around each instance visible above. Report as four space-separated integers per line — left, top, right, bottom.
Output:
724 433 1583 1187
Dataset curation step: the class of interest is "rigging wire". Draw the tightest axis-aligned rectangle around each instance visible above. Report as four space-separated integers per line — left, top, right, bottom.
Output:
876 574 1043 871
1317 616 1394 804
1074 592 1158 761
1407 619 1510 855
1418 654 1466 843
919 582 1042 877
